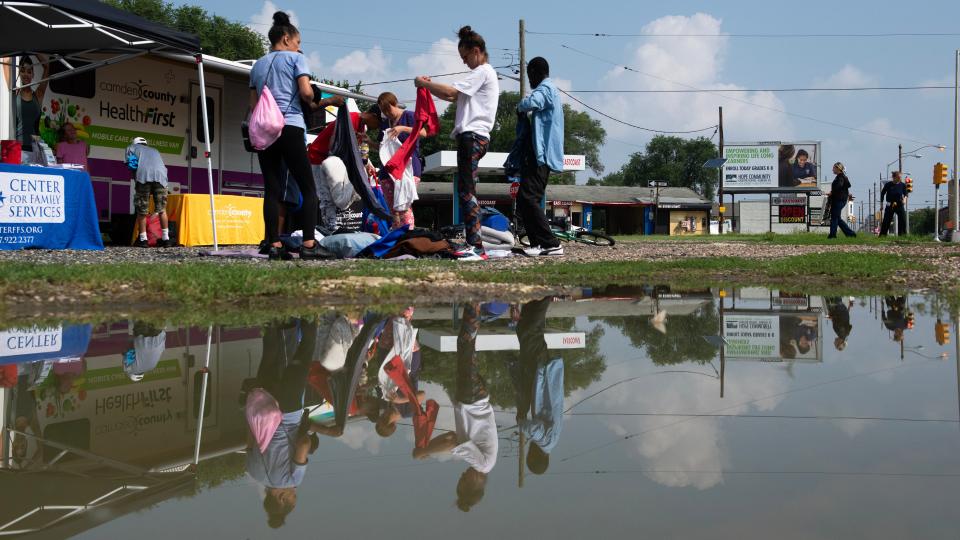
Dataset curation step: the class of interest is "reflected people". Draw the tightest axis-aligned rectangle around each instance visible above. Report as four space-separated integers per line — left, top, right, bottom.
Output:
825 297 854 350
372 309 423 437
511 298 565 475
415 303 498 512
882 296 908 342
246 319 341 529
123 321 166 382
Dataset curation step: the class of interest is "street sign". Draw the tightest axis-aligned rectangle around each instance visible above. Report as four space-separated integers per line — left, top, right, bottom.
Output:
649 181 669 187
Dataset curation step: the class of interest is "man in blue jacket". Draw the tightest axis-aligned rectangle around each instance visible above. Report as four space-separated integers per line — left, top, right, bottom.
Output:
879 171 908 236
516 57 565 257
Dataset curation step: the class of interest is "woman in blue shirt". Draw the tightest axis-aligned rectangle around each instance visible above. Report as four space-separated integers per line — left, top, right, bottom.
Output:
250 12 334 260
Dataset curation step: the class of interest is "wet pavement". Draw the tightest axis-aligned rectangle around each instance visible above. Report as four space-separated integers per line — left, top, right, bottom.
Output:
1 287 959 539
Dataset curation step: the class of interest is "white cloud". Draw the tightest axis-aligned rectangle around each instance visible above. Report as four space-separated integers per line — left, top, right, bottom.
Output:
247 1 300 38
591 13 792 171
405 39 463 82
816 65 877 89
585 361 792 490
329 47 391 80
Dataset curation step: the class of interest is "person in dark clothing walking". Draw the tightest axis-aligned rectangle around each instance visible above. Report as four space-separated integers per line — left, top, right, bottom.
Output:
514 57 564 257
825 296 853 350
882 296 908 342
879 171 908 236
827 162 856 238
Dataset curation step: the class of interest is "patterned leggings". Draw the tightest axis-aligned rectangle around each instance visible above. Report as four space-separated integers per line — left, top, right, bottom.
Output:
456 133 489 249
456 303 488 404
380 174 421 229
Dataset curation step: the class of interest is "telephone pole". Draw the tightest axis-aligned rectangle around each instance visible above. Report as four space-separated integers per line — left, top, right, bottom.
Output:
718 106 725 234
519 19 527 97
953 49 960 241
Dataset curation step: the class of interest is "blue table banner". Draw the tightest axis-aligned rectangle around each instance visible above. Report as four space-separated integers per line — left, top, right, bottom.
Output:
0 164 104 250
0 324 93 365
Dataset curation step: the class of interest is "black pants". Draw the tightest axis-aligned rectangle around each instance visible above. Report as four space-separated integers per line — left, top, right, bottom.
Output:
258 320 318 413
511 297 552 416
257 126 317 243
879 202 906 236
518 164 560 249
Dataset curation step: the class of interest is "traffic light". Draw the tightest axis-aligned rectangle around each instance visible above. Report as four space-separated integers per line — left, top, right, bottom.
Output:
905 176 913 194
906 312 915 329
934 162 949 185
935 320 951 345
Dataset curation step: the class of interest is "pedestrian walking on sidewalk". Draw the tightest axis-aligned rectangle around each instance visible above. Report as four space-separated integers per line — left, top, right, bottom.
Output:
827 162 856 238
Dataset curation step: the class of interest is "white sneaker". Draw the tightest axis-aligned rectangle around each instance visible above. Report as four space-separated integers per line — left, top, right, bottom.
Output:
540 245 564 256
520 246 542 257
455 246 488 261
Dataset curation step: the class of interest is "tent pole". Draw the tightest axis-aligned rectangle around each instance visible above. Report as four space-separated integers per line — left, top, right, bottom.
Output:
193 325 213 465
195 55 219 250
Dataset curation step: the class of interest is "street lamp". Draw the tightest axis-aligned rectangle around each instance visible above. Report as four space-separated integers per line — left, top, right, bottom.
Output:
900 145 946 239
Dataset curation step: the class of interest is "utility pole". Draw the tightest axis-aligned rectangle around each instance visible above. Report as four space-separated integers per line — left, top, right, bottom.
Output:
900 143 908 235
953 49 960 242
519 19 527 97
718 106 724 234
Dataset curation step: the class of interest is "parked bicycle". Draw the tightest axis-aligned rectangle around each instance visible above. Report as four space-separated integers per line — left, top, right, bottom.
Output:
515 215 616 247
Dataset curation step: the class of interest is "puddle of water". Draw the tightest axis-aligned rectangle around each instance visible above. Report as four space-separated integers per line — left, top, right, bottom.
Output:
1 287 958 539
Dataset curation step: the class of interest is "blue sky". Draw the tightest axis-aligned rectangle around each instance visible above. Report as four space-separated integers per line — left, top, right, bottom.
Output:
188 0 959 207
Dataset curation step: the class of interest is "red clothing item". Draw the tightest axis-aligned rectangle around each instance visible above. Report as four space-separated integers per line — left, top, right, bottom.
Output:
384 355 438 448
308 112 362 165
384 87 439 180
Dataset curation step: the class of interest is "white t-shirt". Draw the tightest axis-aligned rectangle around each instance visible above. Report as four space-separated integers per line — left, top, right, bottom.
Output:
451 397 498 473
452 63 500 139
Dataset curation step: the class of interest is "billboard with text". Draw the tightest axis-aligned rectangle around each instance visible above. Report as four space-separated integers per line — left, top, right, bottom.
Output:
723 142 822 192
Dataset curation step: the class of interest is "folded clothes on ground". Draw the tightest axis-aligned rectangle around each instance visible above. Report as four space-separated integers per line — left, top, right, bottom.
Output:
480 225 515 252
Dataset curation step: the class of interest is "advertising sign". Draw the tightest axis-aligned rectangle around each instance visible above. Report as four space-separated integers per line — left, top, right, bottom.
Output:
778 205 806 224
41 59 191 157
724 312 821 362
723 142 822 192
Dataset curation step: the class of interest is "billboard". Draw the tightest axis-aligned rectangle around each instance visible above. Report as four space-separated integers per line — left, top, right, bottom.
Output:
723 142 822 192
724 311 821 362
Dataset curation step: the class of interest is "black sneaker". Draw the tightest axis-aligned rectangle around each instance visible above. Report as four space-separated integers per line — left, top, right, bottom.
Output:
157 238 174 248
267 245 293 261
133 238 149 248
300 243 337 261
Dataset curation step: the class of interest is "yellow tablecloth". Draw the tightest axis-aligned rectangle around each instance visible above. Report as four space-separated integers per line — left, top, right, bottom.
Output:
172 194 264 247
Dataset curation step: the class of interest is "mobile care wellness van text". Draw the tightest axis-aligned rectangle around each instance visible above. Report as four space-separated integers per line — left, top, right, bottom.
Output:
2 53 366 240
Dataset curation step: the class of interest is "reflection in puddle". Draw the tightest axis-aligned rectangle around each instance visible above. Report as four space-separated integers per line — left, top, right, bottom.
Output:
1 287 959 538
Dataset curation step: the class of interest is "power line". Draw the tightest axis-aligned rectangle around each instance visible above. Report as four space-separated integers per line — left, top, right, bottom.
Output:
566 85 954 94
560 43 943 147
558 87 719 134
248 21 516 51
299 40 463 57
247 21 516 51
530 30 960 38
497 68 716 135
364 64 517 87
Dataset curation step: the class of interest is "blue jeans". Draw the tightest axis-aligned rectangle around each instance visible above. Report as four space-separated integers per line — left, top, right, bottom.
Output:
829 198 856 237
